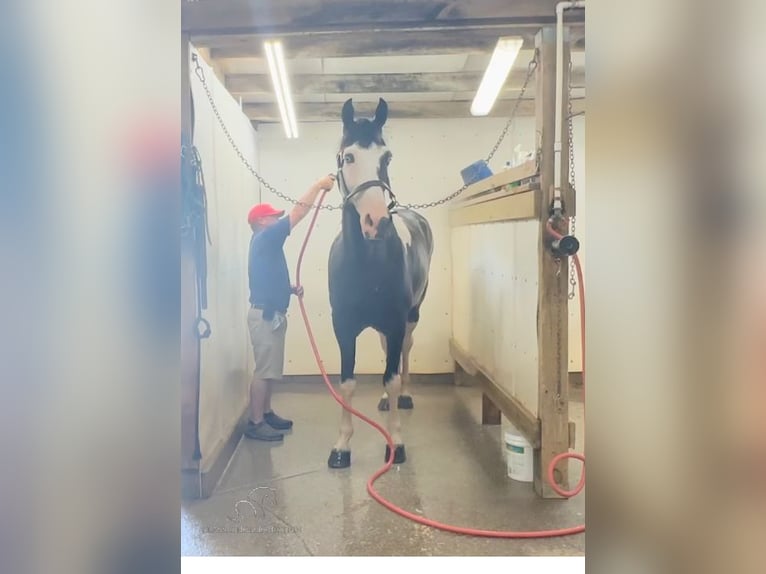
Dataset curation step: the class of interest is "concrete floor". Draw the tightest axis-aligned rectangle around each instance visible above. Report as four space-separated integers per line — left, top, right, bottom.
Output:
181 381 585 556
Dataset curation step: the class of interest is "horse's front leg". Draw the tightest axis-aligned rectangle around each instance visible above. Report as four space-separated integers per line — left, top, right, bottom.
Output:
398 321 416 409
383 323 406 464
377 332 391 411
328 319 358 469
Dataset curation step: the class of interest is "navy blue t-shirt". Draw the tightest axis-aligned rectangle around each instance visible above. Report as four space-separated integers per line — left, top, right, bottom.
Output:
248 217 292 317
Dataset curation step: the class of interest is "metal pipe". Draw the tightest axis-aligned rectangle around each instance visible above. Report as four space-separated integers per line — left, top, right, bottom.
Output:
554 1 585 202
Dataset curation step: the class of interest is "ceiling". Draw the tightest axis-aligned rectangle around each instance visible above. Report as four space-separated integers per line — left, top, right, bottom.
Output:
183 0 585 125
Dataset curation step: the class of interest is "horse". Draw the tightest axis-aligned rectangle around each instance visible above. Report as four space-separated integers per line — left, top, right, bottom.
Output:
327 98 434 469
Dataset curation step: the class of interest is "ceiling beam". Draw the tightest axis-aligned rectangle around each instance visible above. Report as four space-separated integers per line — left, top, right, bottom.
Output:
200 28 533 59
226 69 586 97
183 0 584 36
196 26 584 60
245 98 585 122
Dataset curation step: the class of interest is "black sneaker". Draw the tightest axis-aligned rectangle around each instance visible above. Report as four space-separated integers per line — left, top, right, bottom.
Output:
263 411 293 431
244 421 283 441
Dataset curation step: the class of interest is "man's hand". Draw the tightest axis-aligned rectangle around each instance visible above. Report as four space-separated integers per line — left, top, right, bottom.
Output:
291 285 304 298
316 173 336 191
289 173 337 230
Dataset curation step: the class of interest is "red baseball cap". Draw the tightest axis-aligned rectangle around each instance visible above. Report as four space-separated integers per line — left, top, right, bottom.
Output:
248 203 285 224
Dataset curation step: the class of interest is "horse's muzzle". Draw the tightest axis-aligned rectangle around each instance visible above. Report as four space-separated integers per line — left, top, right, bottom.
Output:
363 214 393 241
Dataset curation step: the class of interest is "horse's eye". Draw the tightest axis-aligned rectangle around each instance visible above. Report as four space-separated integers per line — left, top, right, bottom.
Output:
344 153 355 164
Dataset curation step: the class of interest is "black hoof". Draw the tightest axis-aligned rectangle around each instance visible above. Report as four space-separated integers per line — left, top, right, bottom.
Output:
328 449 351 469
398 395 414 409
377 397 390 411
384 444 406 464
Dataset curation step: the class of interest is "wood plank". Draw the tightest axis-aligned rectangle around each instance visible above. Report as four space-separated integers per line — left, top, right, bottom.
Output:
559 28 576 216
457 159 539 201
450 339 541 448
230 71 485 95
449 189 539 227
206 29 585 60
183 0 583 36
202 29 540 59
534 26 570 499
482 393 502 425
456 181 539 209
245 98 584 122
569 421 576 450
227 70 588 97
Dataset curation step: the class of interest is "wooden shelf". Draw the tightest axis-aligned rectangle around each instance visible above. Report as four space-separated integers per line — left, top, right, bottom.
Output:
449 188 540 227
459 159 539 202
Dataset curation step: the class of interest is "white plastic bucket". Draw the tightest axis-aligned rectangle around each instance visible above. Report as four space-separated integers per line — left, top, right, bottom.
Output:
505 430 534 482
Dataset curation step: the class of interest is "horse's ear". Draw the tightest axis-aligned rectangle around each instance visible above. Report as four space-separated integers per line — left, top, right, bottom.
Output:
342 99 355 129
373 98 388 127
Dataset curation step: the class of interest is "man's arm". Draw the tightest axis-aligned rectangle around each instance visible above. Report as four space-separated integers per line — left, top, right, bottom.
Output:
288 174 336 230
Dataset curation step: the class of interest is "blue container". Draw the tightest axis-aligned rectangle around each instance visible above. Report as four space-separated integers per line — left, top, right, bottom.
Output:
460 160 493 186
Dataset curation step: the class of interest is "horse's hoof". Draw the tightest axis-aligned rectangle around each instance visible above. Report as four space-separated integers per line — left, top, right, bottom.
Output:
384 444 406 464
398 395 414 409
328 449 351 469
377 397 390 411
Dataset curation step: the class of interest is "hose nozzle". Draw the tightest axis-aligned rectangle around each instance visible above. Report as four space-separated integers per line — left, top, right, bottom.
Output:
551 234 580 258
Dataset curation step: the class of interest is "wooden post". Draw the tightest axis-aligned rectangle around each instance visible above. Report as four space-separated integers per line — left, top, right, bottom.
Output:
560 28 575 218
533 26 571 498
181 33 202 496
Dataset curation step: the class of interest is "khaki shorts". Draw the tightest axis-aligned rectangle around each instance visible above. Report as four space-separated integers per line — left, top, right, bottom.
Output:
248 307 287 380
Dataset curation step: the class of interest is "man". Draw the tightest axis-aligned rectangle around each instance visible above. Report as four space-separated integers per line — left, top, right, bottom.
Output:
245 173 336 441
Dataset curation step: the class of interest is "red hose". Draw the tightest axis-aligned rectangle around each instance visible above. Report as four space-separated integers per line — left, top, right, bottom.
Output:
293 193 585 538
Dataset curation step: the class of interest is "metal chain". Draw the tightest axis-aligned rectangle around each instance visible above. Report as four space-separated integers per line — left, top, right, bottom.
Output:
567 58 578 300
402 51 539 210
191 49 538 211
191 54 342 210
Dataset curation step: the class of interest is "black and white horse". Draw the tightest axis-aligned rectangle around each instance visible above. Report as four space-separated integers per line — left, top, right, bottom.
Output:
327 98 433 469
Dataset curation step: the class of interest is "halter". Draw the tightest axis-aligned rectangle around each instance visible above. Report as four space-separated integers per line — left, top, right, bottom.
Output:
336 150 398 212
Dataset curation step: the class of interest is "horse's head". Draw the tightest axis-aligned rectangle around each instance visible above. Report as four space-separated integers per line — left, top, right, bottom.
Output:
337 98 395 240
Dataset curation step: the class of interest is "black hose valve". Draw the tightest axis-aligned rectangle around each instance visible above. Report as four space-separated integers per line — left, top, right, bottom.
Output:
551 234 580 258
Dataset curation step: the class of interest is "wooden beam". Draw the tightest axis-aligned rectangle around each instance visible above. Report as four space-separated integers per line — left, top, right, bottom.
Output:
449 189 540 227
456 181 540 210
450 339 541 448
560 28 576 215
227 69 586 97
245 98 584 122
183 0 583 36
534 26 570 499
200 28 585 60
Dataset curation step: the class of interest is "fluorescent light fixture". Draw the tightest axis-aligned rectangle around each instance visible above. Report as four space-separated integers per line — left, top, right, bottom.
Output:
264 40 298 138
470 37 524 117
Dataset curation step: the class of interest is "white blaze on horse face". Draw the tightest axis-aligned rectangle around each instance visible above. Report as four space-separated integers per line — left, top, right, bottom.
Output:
342 143 391 239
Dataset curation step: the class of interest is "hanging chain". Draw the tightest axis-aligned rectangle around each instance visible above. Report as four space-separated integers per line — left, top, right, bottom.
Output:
403 51 538 210
567 58 578 300
191 54 342 210
191 50 538 212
